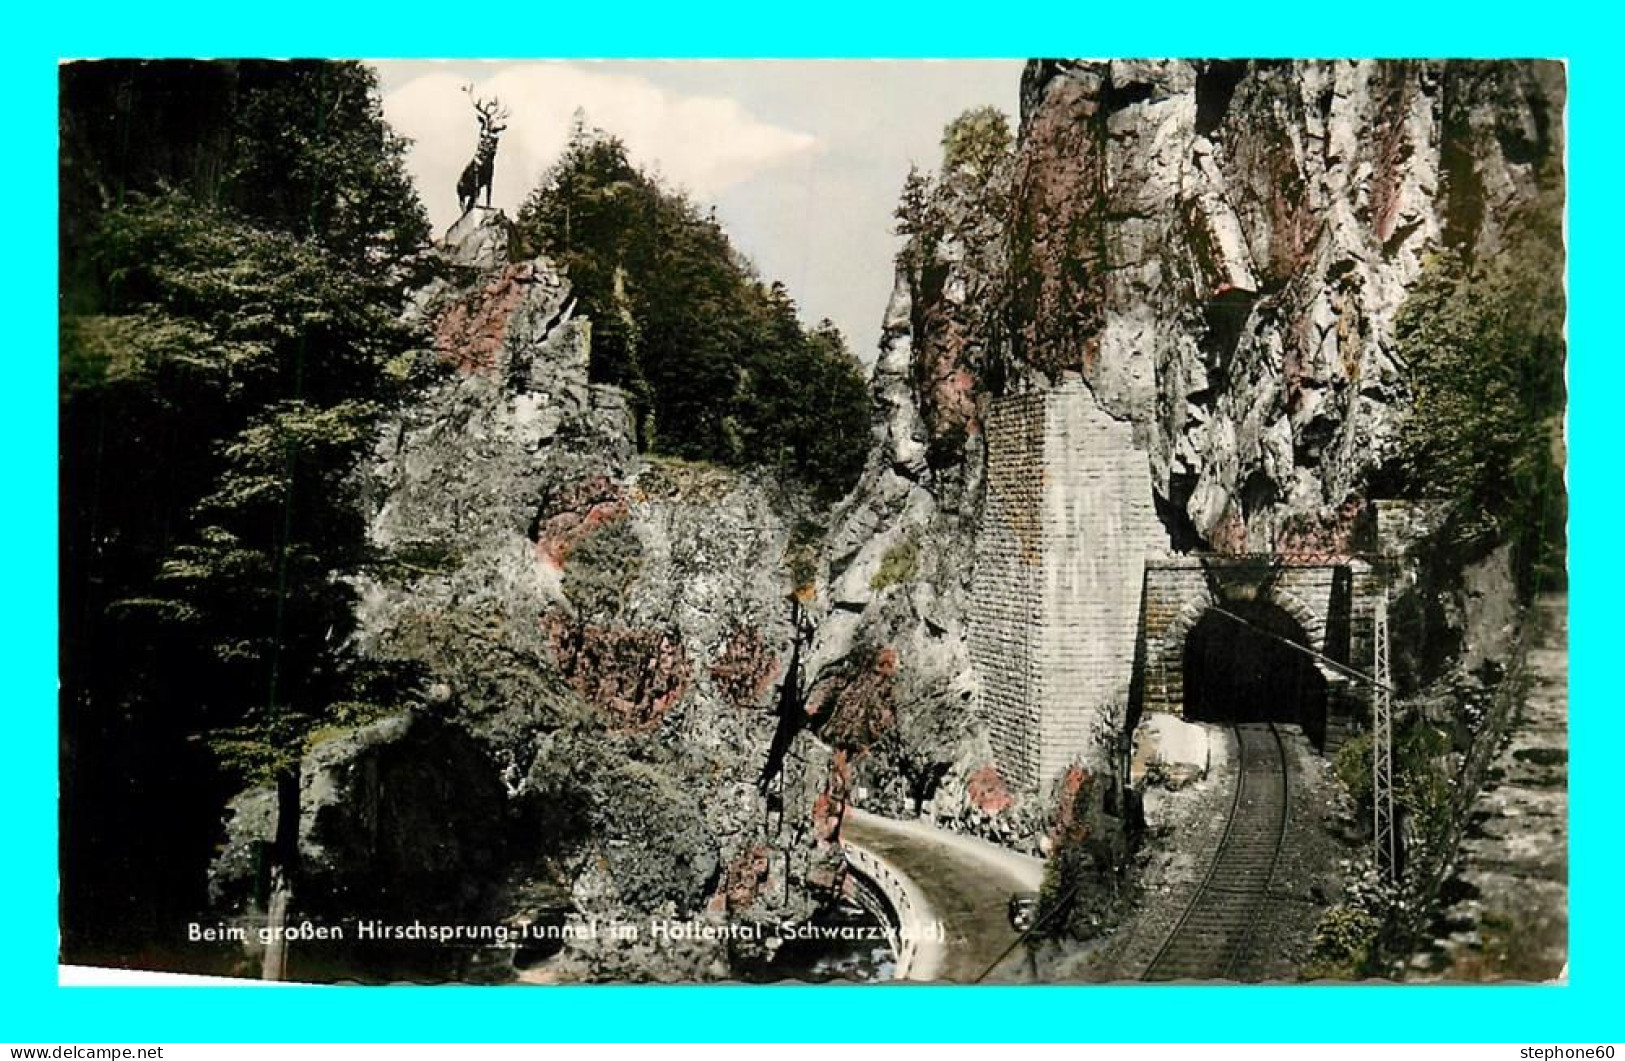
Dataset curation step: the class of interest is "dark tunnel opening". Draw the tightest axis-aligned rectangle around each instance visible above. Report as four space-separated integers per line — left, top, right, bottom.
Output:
1183 600 1328 749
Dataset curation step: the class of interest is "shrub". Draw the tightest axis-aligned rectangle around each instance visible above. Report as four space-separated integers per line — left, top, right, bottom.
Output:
1303 904 1382 979
1394 203 1566 592
784 517 826 597
870 537 920 591
1333 730 1374 806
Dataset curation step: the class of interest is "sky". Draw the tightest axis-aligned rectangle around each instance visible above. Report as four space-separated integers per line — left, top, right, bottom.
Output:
371 61 1023 363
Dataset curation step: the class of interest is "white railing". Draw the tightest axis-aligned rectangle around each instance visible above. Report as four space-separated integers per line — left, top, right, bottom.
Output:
840 836 943 981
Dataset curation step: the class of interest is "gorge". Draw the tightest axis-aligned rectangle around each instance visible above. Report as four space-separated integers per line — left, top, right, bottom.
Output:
58 58 1568 985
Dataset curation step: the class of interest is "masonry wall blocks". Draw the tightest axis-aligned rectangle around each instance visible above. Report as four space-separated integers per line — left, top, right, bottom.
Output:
969 381 1374 792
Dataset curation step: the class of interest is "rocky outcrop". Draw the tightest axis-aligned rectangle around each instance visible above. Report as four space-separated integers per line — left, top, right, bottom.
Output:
802 121 1091 848
210 208 847 981
1408 593 1567 982
1008 60 1563 551
211 712 509 932
200 63 1564 980
804 59 1563 852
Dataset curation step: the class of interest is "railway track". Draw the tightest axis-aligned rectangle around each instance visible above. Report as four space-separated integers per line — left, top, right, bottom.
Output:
1143 722 1290 982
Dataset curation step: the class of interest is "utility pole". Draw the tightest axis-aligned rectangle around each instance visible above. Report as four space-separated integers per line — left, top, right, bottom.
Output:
1373 591 1397 880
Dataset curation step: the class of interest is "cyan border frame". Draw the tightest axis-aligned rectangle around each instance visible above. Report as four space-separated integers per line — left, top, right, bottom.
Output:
11 1 1614 1041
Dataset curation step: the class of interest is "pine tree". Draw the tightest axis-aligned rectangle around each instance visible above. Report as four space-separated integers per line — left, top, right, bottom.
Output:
515 119 871 501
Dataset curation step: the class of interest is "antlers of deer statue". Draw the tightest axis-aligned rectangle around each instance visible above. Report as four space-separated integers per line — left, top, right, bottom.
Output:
457 85 511 214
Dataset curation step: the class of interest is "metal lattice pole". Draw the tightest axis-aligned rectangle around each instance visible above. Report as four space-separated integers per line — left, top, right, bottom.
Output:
1373 591 1397 879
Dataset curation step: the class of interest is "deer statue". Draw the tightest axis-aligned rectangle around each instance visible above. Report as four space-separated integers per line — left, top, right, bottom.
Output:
457 86 510 214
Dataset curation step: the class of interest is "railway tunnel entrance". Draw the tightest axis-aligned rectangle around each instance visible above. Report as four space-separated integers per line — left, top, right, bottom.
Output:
1182 600 1328 749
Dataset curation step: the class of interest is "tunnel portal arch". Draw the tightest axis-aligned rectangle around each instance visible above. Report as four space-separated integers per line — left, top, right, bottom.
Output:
1181 599 1329 748
1137 558 1369 754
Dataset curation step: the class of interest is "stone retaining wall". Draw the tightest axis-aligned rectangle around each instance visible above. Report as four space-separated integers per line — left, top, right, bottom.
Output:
971 379 1163 790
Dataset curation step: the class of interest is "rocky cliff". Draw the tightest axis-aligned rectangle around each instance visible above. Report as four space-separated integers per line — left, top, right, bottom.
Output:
1008 60 1562 552
803 59 1564 842
207 61 1565 980
211 209 847 982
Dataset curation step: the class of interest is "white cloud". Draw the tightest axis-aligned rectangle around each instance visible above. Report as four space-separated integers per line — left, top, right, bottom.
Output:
380 63 822 234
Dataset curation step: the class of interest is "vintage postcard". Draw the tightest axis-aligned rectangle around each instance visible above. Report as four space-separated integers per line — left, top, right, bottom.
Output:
57 58 1567 984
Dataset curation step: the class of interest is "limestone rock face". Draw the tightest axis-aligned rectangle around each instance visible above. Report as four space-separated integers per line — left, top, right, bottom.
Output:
363 243 839 952
211 712 509 928
804 238 1015 840
198 62 1565 976
809 58 1563 830
441 206 511 270
213 236 838 981
1009 59 1565 551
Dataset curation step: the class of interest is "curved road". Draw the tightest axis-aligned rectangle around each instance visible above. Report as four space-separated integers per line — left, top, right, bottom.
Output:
841 808 1045 983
